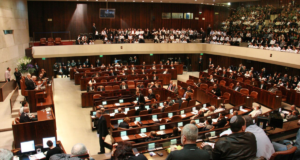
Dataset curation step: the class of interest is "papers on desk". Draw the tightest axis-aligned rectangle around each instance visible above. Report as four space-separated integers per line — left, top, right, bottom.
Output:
202 108 208 111
240 108 248 112
205 142 215 149
283 119 288 122
91 116 95 118
196 139 203 142
198 123 205 127
212 118 218 123
182 98 186 100
115 103 120 106
28 153 46 160
153 118 158 122
209 136 218 139
121 136 129 140
181 114 186 118
139 133 147 137
110 113 115 117
156 131 165 135
282 111 290 114
192 111 198 115
156 147 163 150
133 100 137 103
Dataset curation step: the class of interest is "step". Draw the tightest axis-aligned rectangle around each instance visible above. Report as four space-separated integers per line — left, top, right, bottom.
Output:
11 112 19 118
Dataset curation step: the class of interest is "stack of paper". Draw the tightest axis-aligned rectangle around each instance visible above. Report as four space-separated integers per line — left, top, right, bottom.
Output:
240 108 248 112
181 114 186 118
139 133 147 137
115 103 120 106
156 131 164 135
212 119 218 123
121 136 129 140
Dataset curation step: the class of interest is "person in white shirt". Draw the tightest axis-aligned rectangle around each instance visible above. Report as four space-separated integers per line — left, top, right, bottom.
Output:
5 67 11 82
181 39 187 43
270 38 276 45
258 44 264 49
214 104 225 113
88 78 96 84
248 43 254 48
249 105 262 118
295 84 300 92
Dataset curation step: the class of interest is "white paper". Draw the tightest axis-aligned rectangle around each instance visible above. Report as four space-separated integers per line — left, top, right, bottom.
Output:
282 111 290 114
153 119 158 121
196 139 203 142
192 111 198 115
240 108 248 112
133 100 137 103
139 133 147 137
34 153 46 159
212 118 218 123
121 136 129 140
156 131 165 135
181 114 186 118
91 116 95 118
110 113 115 117
115 103 120 106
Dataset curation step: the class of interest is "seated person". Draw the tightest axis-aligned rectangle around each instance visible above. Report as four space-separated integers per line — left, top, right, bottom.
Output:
172 83 178 94
211 84 221 96
154 82 161 88
195 79 202 87
272 125 300 151
191 110 204 119
268 84 279 93
37 73 44 81
249 105 262 118
88 78 96 84
201 118 213 131
136 83 144 88
148 82 155 88
147 89 156 100
20 107 37 123
117 107 123 113
50 143 93 160
204 106 215 116
87 83 94 92
295 84 300 92
213 113 227 128
214 103 225 113
212 115 257 159
286 111 298 121
97 86 105 91
119 117 130 129
120 81 128 89
136 103 146 115
111 141 148 160
228 73 235 79
163 68 169 74
170 127 180 137
148 104 157 114
233 82 242 91
159 101 170 112
167 97 174 106
19 101 28 116
45 140 62 160
145 131 160 142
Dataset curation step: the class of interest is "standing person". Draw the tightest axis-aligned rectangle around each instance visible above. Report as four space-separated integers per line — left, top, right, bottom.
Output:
92 23 97 40
14 68 21 89
185 57 191 72
96 110 112 154
5 67 11 82
34 62 39 76
53 63 58 78
207 24 212 36
200 28 206 43
166 124 210 160
198 55 203 71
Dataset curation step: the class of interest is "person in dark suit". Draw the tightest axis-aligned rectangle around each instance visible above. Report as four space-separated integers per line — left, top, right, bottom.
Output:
120 81 128 89
92 23 96 40
233 82 242 91
198 55 203 71
87 83 95 92
163 68 169 74
14 68 21 89
200 28 206 43
148 104 157 114
147 89 156 100
152 74 158 80
136 91 145 105
145 131 161 142
34 62 39 76
213 113 227 128
37 73 44 81
133 56 139 65
84 59 90 67
185 56 191 72
250 78 258 87
135 104 146 116
20 107 36 123
136 83 144 88
40 68 47 78
96 59 101 67
141 69 146 75
131 70 136 75
211 84 221 96
96 110 112 154
25 74 36 90
195 79 202 87
228 73 235 79
97 86 105 91
221 70 227 78
166 124 210 160
119 117 130 129
110 70 116 76
175 95 183 108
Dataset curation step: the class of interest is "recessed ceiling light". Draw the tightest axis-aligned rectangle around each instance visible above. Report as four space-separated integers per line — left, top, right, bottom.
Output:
160 1 162 2
201 2 203 4
133 0 135 2
96 0 98 1
151 1 153 2
142 0 144 2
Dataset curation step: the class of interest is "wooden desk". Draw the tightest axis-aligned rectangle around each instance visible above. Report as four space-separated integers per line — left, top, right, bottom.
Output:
12 109 57 148
0 80 16 102
12 140 66 155
27 84 54 113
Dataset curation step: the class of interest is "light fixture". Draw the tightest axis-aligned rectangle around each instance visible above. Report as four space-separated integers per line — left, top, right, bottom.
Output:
142 0 144 2
228 2 231 5
195 0 197 1
133 0 135 2
151 1 153 2
160 1 162 2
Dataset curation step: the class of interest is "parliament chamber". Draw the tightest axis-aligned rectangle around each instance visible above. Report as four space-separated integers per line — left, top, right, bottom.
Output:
1 0 300 160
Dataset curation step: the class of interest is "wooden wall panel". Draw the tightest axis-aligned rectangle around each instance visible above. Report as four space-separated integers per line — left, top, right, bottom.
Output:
28 2 231 40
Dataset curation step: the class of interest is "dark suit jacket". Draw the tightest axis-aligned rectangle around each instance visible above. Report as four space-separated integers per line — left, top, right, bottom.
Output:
259 84 267 90
215 118 227 128
14 71 22 81
233 86 241 91
20 112 32 123
250 81 258 87
120 85 128 89
148 93 156 100
137 94 145 105
166 144 210 160
153 76 158 80
97 116 109 137
110 72 116 76
137 84 144 88
97 88 105 91
87 86 94 92
84 61 90 67
229 75 235 79
26 79 36 90
119 122 129 129
212 87 221 96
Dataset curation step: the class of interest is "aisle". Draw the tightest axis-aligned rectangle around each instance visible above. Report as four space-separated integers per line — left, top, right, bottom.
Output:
54 78 100 155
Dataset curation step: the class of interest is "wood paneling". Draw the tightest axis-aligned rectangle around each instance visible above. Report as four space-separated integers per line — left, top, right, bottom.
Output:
28 1 231 40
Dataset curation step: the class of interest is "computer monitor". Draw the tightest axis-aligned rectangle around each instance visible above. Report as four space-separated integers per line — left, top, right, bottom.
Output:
102 101 107 105
210 131 216 137
135 106 139 110
21 140 35 153
135 117 141 122
118 119 123 124
92 111 97 116
168 113 173 118
230 109 233 114
193 107 196 111
125 108 129 112
159 102 163 106
269 111 283 129
195 119 199 124
120 131 127 137
239 106 243 110
181 110 184 115
160 125 165 130
141 128 146 133
43 137 56 148
145 105 150 110
148 143 155 151
152 115 157 120
136 97 139 101
114 109 118 113
178 122 183 127
119 99 124 103
203 104 207 108
170 139 177 145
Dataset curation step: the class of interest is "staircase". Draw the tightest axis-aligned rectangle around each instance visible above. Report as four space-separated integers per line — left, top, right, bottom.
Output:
11 90 25 118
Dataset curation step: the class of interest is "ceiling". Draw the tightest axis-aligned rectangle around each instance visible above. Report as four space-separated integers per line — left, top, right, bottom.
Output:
27 0 259 5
